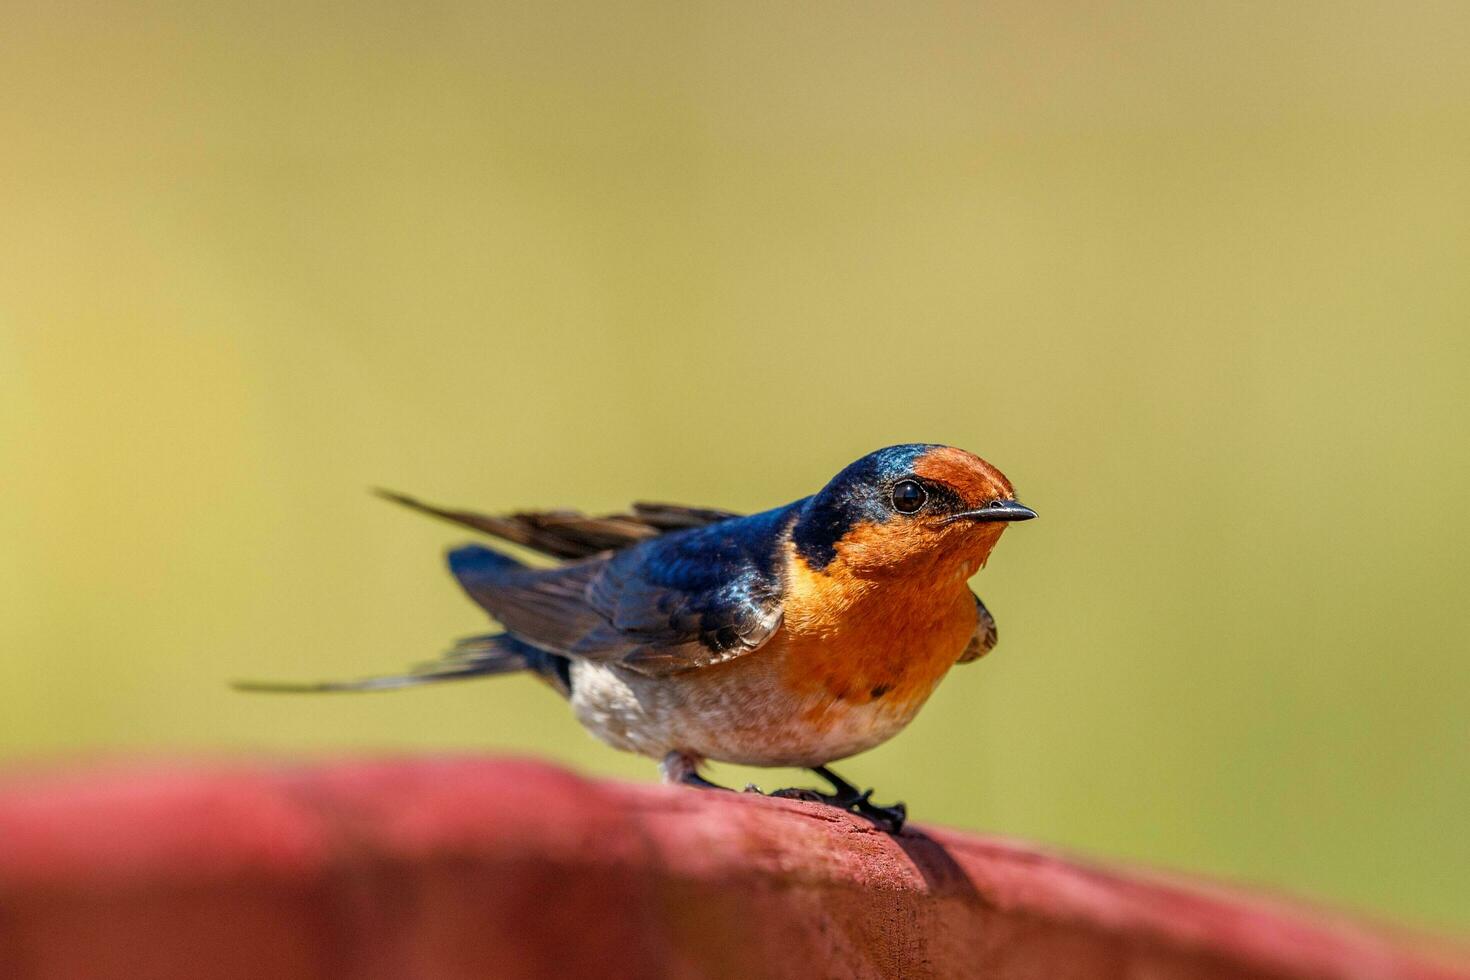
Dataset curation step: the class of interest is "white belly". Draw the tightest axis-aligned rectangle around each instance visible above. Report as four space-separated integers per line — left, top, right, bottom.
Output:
567 658 934 769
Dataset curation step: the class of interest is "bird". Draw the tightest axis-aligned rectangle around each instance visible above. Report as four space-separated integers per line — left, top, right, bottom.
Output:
237 444 1036 831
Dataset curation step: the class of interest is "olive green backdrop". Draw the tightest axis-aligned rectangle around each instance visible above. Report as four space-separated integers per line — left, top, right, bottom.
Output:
3 1 1467 931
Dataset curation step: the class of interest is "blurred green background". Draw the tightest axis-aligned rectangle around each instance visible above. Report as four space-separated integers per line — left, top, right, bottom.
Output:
2 1 1467 931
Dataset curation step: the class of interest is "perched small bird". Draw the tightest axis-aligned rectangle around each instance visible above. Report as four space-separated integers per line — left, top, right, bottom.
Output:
239 444 1035 830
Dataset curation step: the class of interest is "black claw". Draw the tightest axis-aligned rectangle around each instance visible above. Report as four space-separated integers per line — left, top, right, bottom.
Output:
854 797 907 833
764 781 907 833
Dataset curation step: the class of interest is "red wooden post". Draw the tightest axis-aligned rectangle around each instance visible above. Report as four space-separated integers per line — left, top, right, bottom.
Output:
0 758 1465 979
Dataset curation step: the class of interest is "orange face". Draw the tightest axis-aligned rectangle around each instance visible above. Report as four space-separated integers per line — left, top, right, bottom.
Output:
829 446 1025 580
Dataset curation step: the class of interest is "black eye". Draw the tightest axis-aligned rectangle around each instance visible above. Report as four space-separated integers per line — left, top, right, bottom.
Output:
891 480 927 514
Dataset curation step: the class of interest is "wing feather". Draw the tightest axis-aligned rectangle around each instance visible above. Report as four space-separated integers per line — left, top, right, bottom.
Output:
376 490 739 560
958 592 998 663
453 503 798 675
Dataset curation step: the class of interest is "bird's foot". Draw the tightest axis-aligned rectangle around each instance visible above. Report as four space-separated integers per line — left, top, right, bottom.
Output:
692 758 906 832
852 792 908 833
767 784 907 833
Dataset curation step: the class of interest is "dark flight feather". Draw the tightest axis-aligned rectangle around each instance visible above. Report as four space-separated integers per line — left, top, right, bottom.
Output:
373 489 739 560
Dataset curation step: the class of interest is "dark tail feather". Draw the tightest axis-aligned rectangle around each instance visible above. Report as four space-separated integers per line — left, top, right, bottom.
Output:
231 633 567 695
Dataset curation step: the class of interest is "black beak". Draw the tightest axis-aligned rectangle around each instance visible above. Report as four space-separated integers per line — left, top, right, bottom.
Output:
949 500 1038 524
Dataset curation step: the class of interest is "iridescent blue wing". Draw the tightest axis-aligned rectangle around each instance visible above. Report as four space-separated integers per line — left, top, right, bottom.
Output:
452 503 798 676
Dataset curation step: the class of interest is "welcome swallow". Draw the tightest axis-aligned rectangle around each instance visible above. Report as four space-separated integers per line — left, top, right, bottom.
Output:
240 444 1036 830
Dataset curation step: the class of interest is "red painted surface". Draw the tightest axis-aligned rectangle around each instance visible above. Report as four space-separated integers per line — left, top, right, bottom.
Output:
0 758 1464 980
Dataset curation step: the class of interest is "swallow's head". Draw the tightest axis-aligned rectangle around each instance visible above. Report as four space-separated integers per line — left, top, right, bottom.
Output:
791 444 1035 577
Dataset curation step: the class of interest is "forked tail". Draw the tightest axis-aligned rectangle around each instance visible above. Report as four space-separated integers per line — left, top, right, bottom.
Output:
232 633 570 696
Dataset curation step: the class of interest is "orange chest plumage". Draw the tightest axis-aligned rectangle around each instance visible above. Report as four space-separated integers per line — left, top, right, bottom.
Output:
772 543 978 718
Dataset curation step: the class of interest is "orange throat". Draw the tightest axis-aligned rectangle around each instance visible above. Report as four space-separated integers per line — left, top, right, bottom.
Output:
776 533 994 721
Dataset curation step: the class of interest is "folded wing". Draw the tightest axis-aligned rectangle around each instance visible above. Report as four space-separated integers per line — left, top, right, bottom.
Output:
450 503 799 676
957 592 999 664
